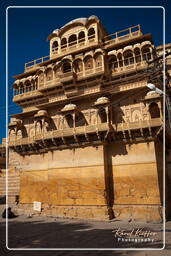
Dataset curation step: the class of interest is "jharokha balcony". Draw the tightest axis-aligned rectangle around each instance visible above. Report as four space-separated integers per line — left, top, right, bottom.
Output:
8 118 162 152
24 25 142 72
13 52 153 102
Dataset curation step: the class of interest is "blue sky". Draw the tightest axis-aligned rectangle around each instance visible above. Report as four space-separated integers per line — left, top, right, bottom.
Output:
0 0 170 143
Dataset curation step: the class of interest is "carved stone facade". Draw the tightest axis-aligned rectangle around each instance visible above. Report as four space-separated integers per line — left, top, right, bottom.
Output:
8 16 170 221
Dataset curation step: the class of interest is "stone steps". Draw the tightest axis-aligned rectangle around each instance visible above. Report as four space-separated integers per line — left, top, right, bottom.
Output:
0 172 20 203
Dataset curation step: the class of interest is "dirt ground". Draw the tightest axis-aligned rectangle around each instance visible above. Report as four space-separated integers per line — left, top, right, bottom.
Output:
0 206 171 256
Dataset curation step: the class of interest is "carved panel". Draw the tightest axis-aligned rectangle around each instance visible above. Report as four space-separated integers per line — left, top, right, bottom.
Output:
29 127 35 137
16 129 23 139
132 109 142 122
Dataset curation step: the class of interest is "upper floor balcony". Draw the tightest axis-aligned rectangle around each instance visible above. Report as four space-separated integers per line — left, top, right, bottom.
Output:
9 92 163 150
13 41 154 103
8 118 162 149
103 24 142 48
108 52 152 76
24 25 142 72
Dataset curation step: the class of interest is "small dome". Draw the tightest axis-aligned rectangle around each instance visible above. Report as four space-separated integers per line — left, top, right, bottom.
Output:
88 15 99 21
48 15 100 40
61 103 77 112
145 90 160 100
147 90 159 96
34 110 49 117
95 97 109 105
38 110 48 115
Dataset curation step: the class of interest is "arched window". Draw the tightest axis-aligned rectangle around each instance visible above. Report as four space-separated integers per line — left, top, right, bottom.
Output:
149 102 160 118
13 83 18 95
94 53 103 68
18 82 24 94
88 27 95 40
54 65 60 78
38 72 44 87
46 68 53 81
68 34 77 47
61 37 67 50
62 61 71 73
142 46 152 61
65 114 73 128
78 31 85 44
134 48 141 63
35 77 38 90
84 56 93 70
123 50 134 66
117 53 123 67
31 79 35 91
52 41 58 53
74 59 83 73
109 55 118 70
98 108 107 123
24 80 31 92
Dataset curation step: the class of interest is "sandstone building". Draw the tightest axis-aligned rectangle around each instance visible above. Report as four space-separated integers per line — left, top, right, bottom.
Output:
0 140 6 201
8 16 170 221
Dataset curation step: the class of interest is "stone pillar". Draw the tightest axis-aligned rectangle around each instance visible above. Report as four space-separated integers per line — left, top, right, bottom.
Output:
83 60 85 76
105 106 109 123
73 112 76 128
58 39 61 54
95 25 98 42
96 109 99 124
157 101 163 120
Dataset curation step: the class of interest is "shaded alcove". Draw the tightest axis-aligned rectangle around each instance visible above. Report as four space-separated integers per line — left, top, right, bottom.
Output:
149 102 160 118
75 112 88 127
98 107 107 123
65 114 74 128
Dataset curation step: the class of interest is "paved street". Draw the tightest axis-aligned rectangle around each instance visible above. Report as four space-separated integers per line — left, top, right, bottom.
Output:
0 210 171 256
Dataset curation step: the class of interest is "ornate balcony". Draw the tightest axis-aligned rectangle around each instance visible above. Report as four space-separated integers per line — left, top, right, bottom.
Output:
58 71 77 83
13 90 43 102
108 52 153 77
24 25 142 72
38 78 62 92
103 25 142 48
52 35 96 56
8 118 162 149
114 118 162 132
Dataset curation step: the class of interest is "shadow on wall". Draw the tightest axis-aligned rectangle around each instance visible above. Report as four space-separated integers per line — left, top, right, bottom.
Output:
154 139 164 213
103 142 128 220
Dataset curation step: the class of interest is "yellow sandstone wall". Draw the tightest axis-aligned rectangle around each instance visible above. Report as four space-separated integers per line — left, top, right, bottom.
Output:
18 146 109 219
107 141 162 221
14 141 163 221
20 166 105 206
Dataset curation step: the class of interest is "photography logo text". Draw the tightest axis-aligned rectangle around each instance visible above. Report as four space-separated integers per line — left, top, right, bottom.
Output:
112 227 157 243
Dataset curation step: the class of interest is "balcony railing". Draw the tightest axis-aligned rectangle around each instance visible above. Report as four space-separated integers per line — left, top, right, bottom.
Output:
52 35 96 54
8 118 162 147
8 123 110 147
25 35 96 71
109 52 152 74
24 25 142 71
115 118 162 132
13 90 42 102
103 25 142 47
25 56 50 70
14 65 105 98
38 78 62 90
13 53 150 100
